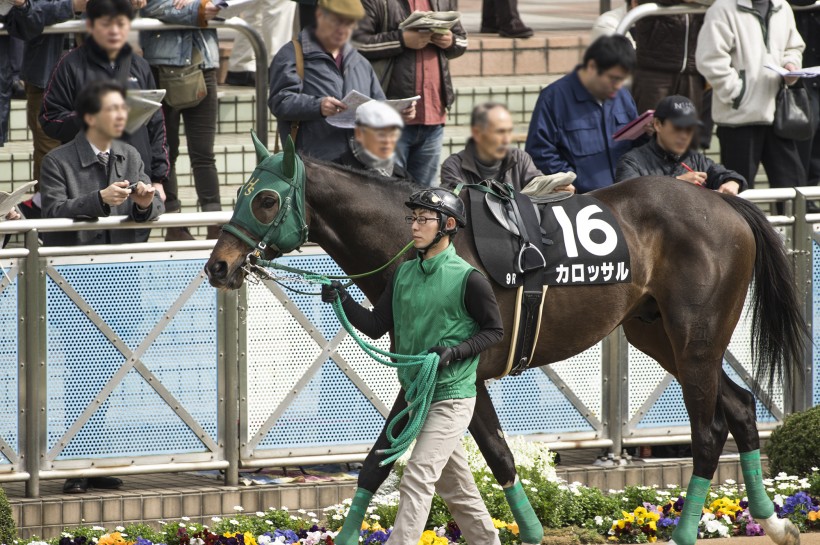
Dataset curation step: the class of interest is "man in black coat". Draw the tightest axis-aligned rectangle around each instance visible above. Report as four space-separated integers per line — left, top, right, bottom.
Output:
39 0 169 198
615 95 746 193
789 0 820 188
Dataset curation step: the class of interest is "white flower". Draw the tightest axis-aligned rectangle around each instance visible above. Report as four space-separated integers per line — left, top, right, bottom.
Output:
229 519 239 525
530 487 538 492
265 520 273 525
191 539 204 545
308 512 317 518
332 515 343 521
256 512 265 517
289 515 298 521
158 521 167 526
298 509 307 514
212 517 222 523
234 505 244 512
491 484 502 490
724 479 736 485
92 527 106 531
594 516 604 526
258 536 272 545
179 523 187 529
115 527 125 532
521 479 532 485
181 517 191 522
812 467 819 472
282 505 290 510
370 515 380 521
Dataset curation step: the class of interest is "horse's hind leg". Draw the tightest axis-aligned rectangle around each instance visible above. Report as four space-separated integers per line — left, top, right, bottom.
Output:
720 372 800 545
334 392 408 545
469 381 544 545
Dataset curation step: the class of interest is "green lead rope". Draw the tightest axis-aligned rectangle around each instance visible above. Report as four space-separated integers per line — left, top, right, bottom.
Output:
308 275 439 467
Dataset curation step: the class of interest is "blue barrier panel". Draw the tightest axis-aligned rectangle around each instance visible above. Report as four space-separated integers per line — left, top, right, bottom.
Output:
45 259 218 460
0 275 18 465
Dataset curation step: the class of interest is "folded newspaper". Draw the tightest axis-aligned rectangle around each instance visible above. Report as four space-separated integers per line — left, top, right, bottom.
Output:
765 64 820 78
398 10 461 34
125 89 166 134
0 180 37 218
0 0 15 16
326 90 420 129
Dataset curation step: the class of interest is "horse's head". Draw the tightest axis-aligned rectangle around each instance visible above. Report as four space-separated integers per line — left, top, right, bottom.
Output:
205 133 307 289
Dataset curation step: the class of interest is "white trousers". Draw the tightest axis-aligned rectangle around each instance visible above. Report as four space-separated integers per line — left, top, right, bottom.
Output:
386 397 501 545
228 0 296 72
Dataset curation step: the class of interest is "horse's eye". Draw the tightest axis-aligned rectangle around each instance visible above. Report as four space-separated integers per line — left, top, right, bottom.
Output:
262 196 277 208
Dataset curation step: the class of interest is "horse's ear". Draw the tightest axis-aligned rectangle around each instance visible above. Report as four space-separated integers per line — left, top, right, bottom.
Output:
282 135 296 179
251 130 270 164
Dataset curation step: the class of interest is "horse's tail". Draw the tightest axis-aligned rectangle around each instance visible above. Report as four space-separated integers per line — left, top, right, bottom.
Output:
719 194 807 392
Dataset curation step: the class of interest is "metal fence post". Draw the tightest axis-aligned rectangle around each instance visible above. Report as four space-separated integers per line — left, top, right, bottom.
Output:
602 328 625 456
223 288 240 486
24 230 42 498
791 189 813 414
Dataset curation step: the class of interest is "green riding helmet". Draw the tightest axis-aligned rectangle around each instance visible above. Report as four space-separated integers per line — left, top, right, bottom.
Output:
405 188 467 234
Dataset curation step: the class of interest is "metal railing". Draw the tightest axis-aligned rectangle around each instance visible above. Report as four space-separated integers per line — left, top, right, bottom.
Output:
615 1 820 36
0 17 269 146
0 192 816 498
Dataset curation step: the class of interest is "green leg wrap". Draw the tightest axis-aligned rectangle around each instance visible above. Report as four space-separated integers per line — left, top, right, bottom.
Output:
335 488 373 545
671 475 711 545
504 480 543 544
741 449 775 520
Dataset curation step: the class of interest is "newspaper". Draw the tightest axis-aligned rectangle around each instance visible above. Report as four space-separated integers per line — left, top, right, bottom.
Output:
125 89 166 134
0 181 37 218
398 10 461 34
0 0 15 16
765 64 820 78
326 90 420 129
213 0 255 19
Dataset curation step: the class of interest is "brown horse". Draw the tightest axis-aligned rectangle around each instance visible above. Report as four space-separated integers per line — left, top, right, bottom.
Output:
205 143 804 545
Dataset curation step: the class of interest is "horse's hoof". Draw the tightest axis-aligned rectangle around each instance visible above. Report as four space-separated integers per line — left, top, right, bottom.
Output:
759 514 801 545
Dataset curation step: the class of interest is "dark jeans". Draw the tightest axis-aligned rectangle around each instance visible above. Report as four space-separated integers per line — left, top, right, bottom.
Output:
717 124 806 190
154 68 221 213
396 124 445 187
796 83 820 187
481 0 522 28
0 37 11 147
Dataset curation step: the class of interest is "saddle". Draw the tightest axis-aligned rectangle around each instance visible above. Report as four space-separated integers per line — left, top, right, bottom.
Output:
463 180 631 378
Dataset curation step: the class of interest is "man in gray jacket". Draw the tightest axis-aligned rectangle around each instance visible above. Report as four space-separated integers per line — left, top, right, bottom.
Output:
40 80 164 248
268 0 387 160
441 103 575 194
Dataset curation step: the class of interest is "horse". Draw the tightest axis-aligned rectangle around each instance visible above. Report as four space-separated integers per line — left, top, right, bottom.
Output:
205 135 805 545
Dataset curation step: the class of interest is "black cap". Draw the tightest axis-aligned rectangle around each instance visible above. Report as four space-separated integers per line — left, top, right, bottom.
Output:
654 95 703 128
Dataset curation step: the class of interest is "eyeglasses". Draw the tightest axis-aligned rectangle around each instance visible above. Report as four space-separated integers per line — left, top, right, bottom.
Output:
405 215 440 225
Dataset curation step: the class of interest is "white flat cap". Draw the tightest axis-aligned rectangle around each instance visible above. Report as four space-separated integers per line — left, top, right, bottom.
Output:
356 100 404 129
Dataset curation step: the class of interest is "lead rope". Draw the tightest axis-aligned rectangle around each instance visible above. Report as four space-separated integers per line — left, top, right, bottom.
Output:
247 242 437 466
306 275 439 466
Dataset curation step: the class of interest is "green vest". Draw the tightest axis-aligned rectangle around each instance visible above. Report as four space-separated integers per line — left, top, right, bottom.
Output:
392 244 480 402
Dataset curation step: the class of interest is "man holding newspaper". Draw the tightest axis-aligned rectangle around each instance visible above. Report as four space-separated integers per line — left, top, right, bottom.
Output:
353 0 467 187
269 0 416 161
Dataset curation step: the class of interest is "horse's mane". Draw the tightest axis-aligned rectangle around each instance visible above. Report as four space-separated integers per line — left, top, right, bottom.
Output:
302 156 424 195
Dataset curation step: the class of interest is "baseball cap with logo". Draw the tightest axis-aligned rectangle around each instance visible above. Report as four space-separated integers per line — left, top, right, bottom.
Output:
654 95 703 128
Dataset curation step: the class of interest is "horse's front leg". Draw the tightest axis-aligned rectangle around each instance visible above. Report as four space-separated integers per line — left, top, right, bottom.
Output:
469 381 544 545
335 391 409 545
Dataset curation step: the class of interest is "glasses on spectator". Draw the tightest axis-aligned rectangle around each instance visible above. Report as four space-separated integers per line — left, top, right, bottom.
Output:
361 126 401 141
405 215 440 225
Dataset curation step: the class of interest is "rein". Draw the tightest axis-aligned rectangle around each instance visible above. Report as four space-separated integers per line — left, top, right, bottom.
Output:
244 241 436 466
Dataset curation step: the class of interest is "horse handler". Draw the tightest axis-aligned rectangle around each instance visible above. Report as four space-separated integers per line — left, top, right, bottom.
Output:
322 188 507 545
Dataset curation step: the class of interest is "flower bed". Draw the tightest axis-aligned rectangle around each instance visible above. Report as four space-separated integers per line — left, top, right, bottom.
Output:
14 439 820 545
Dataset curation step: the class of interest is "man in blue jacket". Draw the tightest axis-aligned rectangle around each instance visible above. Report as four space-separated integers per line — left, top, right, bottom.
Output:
525 35 640 193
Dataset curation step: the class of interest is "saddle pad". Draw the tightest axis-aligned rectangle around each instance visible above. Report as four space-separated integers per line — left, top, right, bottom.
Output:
469 191 631 288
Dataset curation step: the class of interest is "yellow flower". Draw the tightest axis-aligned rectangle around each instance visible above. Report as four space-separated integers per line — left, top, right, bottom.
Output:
608 537 619 542
98 533 128 545
418 530 437 545
648 537 657 543
492 519 508 529
361 521 371 531
243 532 257 545
647 520 657 532
507 522 519 535
808 511 819 522
371 523 383 532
